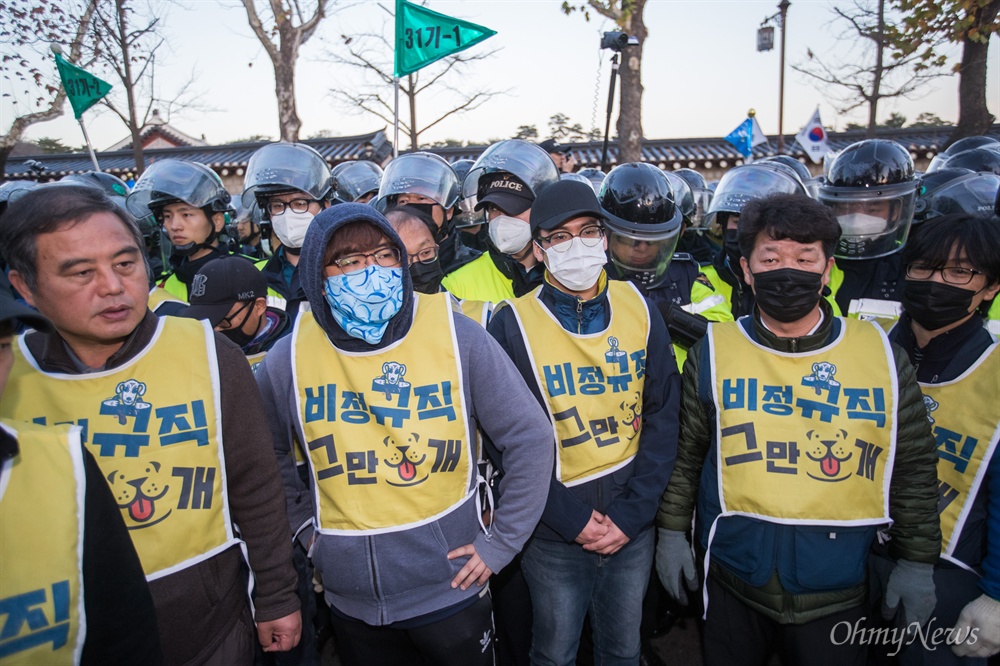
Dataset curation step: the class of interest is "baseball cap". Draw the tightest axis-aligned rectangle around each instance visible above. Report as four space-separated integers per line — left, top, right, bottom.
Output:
178 256 267 327
474 173 535 216
530 180 606 234
0 274 51 332
538 139 568 155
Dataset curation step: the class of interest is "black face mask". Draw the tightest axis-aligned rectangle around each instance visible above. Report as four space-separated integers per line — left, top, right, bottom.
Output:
902 279 977 331
401 203 448 242
409 259 444 294
219 305 258 348
751 267 824 323
723 228 742 268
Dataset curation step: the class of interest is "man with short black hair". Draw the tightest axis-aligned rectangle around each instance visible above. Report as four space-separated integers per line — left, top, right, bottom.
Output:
1 184 301 665
656 193 940 666
490 179 680 664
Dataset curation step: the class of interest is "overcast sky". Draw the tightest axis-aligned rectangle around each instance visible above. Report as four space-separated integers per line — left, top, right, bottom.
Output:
6 0 1000 151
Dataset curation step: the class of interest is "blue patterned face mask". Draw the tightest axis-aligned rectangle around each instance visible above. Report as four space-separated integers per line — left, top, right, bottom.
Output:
323 264 404 344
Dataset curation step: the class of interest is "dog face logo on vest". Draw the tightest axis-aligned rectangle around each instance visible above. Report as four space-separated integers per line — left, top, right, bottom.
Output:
373 361 410 399
106 460 172 528
382 432 428 485
99 379 153 426
923 395 939 424
804 429 853 481
801 362 841 395
618 390 642 440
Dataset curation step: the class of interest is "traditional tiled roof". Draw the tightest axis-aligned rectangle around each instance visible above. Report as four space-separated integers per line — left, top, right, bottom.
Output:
6 124 998 180
4 130 394 180
425 124 1000 169
105 110 209 152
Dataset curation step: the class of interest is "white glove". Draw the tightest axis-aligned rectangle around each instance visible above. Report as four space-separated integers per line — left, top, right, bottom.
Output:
655 528 699 605
881 559 936 628
951 594 1000 658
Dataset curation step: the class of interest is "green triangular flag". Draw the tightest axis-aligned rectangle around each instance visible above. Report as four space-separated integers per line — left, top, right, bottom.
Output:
54 52 112 120
394 0 496 78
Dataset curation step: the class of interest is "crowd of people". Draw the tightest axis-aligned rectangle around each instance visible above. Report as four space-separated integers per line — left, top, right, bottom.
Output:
0 132 998 666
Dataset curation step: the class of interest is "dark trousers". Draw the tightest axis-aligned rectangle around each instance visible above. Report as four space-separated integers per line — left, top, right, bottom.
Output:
702 575 867 666
330 592 495 666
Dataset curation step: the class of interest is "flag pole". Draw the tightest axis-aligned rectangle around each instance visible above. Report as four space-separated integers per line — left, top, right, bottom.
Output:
393 77 400 159
78 118 101 171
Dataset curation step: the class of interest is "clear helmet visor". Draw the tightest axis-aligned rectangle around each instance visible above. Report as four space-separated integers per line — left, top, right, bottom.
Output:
704 165 805 229
462 139 560 202
241 143 333 208
928 173 1000 219
127 160 231 219
331 160 384 202
606 226 681 288
687 189 712 229
374 152 459 211
818 181 917 259
453 194 487 228
925 153 949 174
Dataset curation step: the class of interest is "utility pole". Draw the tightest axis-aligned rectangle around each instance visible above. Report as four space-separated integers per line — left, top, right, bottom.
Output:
777 0 790 154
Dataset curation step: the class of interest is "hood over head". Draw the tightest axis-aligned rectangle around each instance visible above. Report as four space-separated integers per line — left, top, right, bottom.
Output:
300 202 414 351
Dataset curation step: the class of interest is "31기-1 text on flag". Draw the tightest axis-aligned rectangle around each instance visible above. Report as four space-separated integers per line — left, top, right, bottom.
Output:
724 116 769 159
54 52 112 120
394 0 497 78
795 108 830 164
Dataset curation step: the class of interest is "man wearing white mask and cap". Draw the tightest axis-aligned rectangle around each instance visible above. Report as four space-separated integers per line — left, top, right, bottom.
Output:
487 179 681 665
443 140 559 303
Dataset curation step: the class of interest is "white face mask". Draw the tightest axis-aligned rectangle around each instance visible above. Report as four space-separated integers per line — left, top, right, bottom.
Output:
837 212 887 237
271 209 315 249
488 215 532 254
541 237 607 292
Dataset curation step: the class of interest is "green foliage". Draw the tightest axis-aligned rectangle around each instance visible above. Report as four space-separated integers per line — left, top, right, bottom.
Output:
422 138 465 148
224 134 272 144
884 112 907 128
513 125 538 140
548 113 588 142
909 112 949 127
891 0 1000 70
34 136 78 153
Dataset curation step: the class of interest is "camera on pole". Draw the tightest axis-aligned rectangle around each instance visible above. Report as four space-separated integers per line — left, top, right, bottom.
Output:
598 32 638 170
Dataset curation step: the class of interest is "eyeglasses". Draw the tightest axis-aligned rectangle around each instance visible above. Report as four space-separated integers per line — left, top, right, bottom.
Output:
218 300 253 329
408 245 440 266
266 198 320 216
329 246 402 272
535 225 604 252
906 264 984 285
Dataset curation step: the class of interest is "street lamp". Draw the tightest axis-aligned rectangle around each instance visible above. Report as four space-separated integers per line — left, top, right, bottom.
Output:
758 0 791 154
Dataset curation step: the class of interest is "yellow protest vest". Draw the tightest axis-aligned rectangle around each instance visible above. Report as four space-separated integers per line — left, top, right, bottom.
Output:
457 298 494 328
0 420 85 665
920 343 1000 567
148 285 187 313
506 281 650 487
292 292 474 534
708 318 896 524
3 317 236 580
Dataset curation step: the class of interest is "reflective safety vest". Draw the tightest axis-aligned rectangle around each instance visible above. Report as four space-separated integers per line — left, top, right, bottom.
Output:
988 298 1000 336
707 318 896 525
442 254 516 303
292 292 475 534
158 272 188 301
920 343 1000 568
457 298 493 328
3 317 237 580
0 419 86 665
148 286 187 313
506 281 650 486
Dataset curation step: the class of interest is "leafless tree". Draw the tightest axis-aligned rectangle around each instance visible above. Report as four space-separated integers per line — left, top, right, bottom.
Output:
794 0 946 137
243 0 329 143
562 0 648 164
326 28 503 151
90 0 206 174
0 0 98 176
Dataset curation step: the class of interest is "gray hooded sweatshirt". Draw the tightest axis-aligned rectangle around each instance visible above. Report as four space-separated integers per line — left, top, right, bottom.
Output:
255 203 553 626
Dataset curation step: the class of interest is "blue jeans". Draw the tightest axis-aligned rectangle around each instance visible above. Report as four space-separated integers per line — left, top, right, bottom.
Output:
521 527 654 666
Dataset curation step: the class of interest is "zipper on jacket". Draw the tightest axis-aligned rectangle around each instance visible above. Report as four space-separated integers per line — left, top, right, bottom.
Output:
367 535 385 624
576 298 584 334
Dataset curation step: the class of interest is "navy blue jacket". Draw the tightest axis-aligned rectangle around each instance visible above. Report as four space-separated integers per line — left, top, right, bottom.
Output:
488 274 681 542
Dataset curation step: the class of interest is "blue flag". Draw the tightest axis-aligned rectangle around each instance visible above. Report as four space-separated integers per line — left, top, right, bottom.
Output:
725 118 754 158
